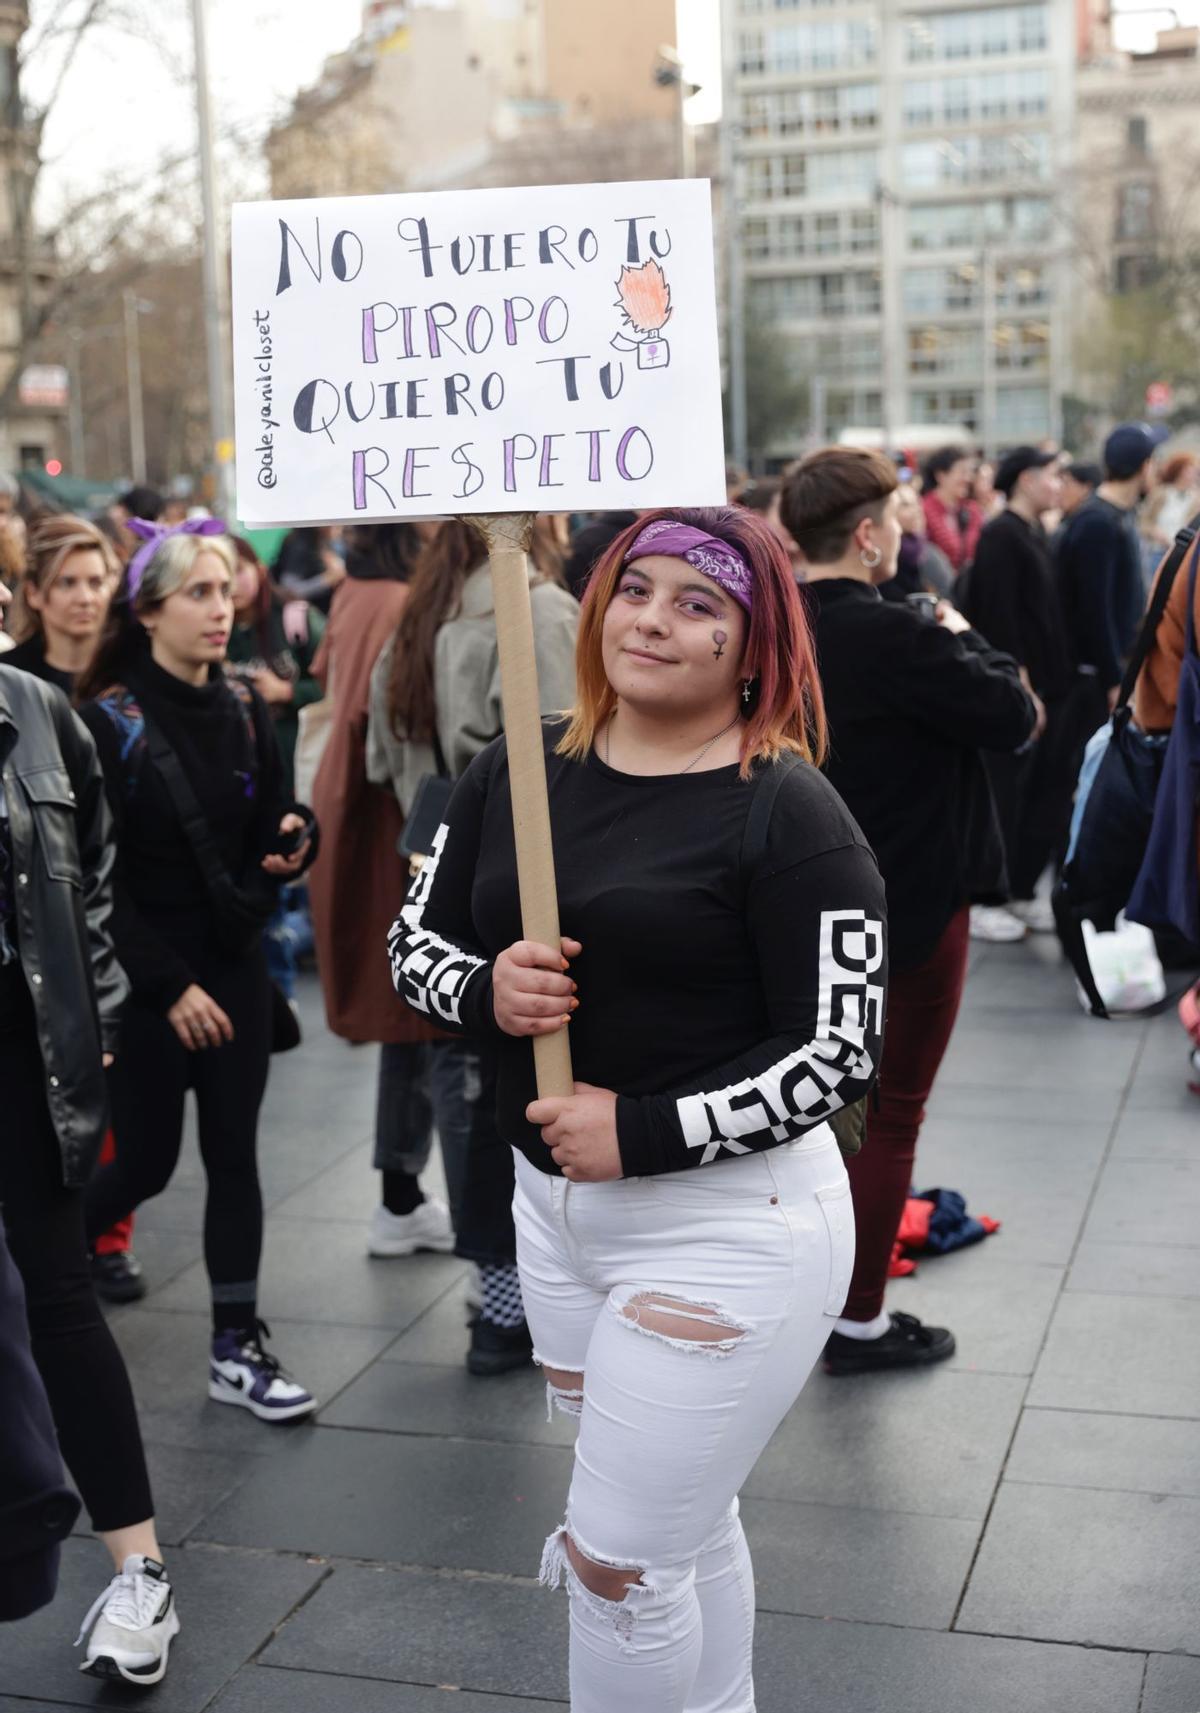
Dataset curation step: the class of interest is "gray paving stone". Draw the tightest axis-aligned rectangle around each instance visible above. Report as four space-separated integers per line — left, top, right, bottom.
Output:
742 1496 978 1629
93 1226 204 1305
1083 1158 1200 1249
903 1138 1105 1266
884 1257 1063 1376
1028 1293 1200 1418
925 1081 1124 1124
0 1538 324 1709
960 1483 1200 1652
1143 1654 1200 1711
71 1441 264 1547
383 1277 479 1367
1110 1107 1200 1162
752 1610 1144 1713
266 1141 379 1223
261 1563 569 1701
212 1669 563 1711
1068 1241 1200 1299
195 1425 572 1575
1008 1409 1200 1498
108 1308 397 1453
148 1219 462 1329
937 1019 1141 1091
321 1359 574 1446
743 1369 1026 1520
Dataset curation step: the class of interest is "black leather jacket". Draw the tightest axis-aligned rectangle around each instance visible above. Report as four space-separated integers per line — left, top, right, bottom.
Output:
0 670 128 1186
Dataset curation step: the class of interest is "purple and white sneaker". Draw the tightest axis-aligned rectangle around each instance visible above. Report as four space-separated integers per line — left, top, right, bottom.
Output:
209 1321 317 1423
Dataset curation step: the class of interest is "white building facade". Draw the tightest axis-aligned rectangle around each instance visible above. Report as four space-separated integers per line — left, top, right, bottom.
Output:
721 0 1076 457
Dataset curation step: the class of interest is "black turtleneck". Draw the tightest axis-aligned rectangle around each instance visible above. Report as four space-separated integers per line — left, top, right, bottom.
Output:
80 652 289 1008
0 635 75 698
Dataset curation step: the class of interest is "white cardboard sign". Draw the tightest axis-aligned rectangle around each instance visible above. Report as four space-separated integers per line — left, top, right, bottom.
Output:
231 179 726 525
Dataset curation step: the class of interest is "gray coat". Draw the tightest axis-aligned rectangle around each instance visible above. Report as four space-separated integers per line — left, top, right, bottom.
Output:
367 561 579 812
0 670 128 1185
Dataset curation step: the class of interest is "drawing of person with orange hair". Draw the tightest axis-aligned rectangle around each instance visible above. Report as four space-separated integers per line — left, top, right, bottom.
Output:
612 259 673 370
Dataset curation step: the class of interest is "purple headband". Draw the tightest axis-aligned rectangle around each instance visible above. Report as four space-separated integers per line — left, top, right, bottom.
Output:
125 516 227 601
623 519 754 612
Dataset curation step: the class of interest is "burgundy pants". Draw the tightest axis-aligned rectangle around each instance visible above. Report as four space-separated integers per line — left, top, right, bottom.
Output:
842 905 970 1323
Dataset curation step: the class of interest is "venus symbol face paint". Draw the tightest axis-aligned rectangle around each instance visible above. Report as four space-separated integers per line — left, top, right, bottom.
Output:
712 629 727 661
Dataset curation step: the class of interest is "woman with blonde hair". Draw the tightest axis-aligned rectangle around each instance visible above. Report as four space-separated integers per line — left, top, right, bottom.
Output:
388 505 885 1711
0 514 117 696
77 520 319 1421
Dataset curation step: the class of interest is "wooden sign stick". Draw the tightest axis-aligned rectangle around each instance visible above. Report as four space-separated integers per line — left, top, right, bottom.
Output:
470 512 574 1100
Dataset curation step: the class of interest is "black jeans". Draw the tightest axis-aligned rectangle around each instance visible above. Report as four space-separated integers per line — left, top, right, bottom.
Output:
0 1016 154 1534
986 697 1078 900
373 1036 515 1264
86 946 272 1318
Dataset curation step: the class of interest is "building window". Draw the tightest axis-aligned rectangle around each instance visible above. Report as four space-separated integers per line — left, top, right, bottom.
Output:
1115 253 1158 293
741 18 878 75
904 264 981 315
1128 115 1149 156
908 325 984 377
908 196 1052 251
993 320 1050 371
909 388 980 427
993 385 1050 438
742 149 879 205
902 131 1050 189
1117 181 1155 241
748 269 882 321
905 5 1048 64
995 262 1048 309
904 67 1050 128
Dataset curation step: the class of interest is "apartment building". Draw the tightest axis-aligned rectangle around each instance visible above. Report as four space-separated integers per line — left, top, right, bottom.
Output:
721 0 1076 455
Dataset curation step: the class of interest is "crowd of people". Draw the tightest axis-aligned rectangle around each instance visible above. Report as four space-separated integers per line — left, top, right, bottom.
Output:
0 426 1196 1703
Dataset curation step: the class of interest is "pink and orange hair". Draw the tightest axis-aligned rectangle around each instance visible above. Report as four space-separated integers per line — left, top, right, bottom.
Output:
556 505 827 780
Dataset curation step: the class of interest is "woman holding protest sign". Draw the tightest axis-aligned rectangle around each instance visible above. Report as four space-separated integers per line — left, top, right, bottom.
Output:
368 516 578 1373
78 520 319 1423
388 506 885 1711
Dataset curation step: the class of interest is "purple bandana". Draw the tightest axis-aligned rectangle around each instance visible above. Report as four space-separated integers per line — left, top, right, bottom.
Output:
623 519 754 612
125 516 227 601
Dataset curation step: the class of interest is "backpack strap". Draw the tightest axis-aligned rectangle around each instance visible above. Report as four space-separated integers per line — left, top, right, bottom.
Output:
1116 510 1200 711
739 751 802 893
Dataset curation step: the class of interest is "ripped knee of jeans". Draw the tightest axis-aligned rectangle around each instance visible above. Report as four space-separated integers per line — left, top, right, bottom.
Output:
539 1520 665 1654
609 1288 754 1358
538 1360 584 1422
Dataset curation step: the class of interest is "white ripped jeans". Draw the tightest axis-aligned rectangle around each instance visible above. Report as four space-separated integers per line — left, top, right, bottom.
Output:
513 1129 855 1713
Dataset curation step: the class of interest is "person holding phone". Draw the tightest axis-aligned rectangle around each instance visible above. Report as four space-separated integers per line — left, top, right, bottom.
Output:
781 448 1037 1374
77 521 319 1423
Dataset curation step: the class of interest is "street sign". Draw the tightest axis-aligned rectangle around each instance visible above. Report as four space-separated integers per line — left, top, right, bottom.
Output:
19 365 69 409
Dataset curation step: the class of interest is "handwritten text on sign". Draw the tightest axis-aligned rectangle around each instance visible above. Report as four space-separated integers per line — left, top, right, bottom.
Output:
231 180 726 525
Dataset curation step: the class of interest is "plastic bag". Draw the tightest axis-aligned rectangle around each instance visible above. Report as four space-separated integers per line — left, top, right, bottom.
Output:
1077 916 1166 1017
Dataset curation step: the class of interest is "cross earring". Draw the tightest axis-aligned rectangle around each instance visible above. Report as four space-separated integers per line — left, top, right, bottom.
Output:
742 679 753 705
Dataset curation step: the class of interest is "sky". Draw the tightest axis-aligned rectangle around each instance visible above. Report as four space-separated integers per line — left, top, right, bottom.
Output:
27 0 1192 216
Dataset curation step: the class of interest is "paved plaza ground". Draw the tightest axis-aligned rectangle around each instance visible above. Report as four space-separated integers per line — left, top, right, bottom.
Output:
4 936 1200 1711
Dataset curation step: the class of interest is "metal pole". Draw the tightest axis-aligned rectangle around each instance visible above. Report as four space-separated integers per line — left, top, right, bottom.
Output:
720 3 747 471
68 328 86 478
123 289 147 484
981 247 997 457
191 0 235 520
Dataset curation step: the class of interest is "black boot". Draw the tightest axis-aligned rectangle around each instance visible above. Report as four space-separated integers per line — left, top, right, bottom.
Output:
90 1250 147 1304
466 1317 534 1377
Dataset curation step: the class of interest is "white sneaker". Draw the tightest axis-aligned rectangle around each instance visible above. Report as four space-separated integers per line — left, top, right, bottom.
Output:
77 1555 179 1686
969 904 1028 943
368 1197 455 1257
1008 896 1057 934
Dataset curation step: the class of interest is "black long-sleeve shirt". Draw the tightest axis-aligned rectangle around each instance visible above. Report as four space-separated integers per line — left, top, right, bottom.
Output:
1054 495 1144 689
961 508 1073 701
807 579 1037 969
80 653 291 1009
388 721 887 1179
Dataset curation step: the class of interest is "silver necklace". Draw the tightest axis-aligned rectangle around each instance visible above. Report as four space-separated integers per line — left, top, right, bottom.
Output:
604 714 740 775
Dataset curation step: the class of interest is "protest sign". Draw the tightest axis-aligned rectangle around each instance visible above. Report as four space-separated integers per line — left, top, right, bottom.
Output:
231 178 726 524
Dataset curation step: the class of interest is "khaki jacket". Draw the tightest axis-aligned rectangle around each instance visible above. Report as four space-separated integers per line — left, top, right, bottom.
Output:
367 561 579 813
